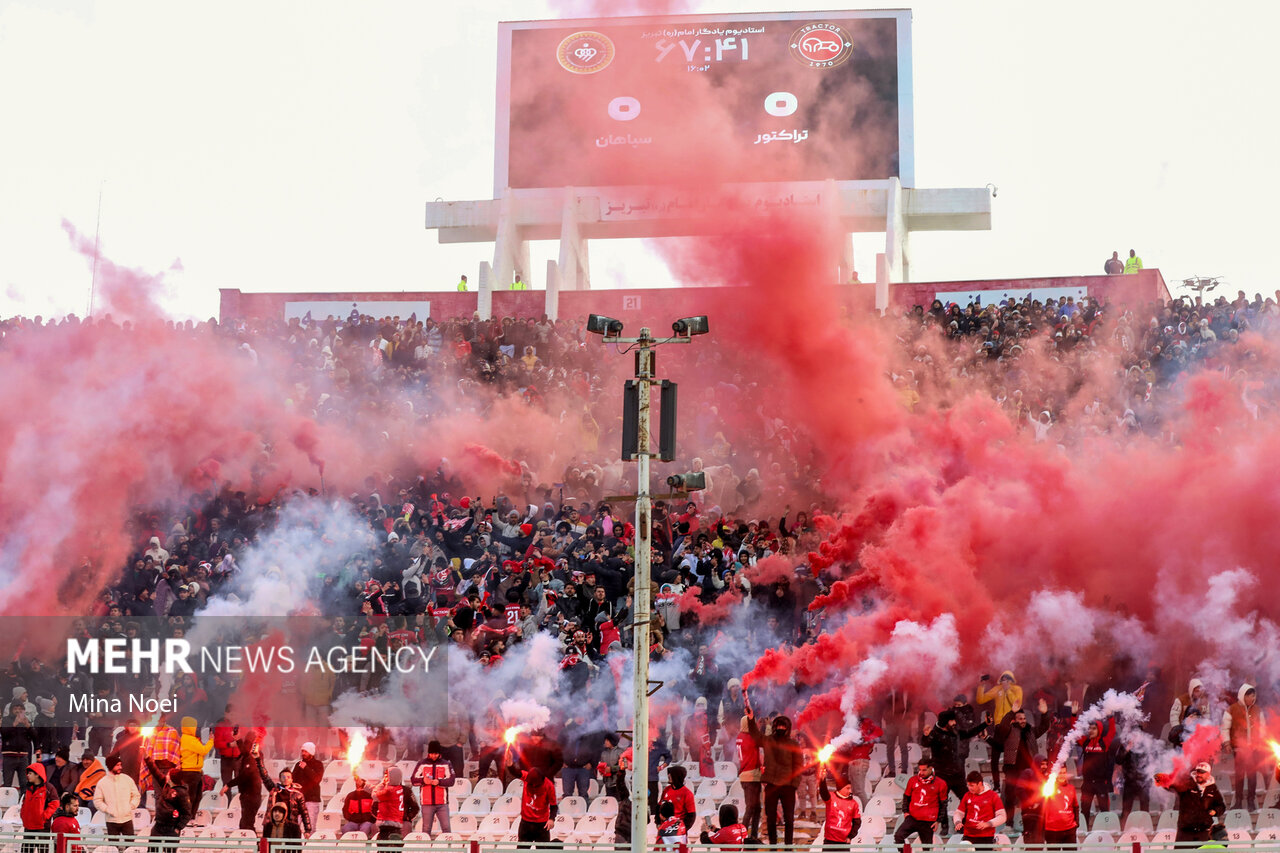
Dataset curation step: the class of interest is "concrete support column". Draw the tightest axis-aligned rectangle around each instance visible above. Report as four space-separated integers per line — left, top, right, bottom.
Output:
477 261 494 320
544 259 560 320
875 252 889 315
492 193 530 291
557 188 591 291
885 176 911 283
825 179 855 283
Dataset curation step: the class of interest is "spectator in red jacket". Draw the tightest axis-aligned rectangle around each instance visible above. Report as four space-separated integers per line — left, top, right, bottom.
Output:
1041 769 1080 847
701 803 749 848
658 765 696 831
211 706 240 789
733 716 763 840
894 758 949 852
953 771 1006 848
49 793 81 853
817 774 862 844
21 762 58 833
372 767 406 841
340 776 376 837
847 717 882 803
410 741 455 837
518 768 557 843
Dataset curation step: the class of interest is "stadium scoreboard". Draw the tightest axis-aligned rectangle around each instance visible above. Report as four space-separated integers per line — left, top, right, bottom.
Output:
496 10 914 193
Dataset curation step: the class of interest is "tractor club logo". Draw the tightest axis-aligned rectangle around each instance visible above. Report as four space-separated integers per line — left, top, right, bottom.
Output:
556 31 615 74
789 23 854 68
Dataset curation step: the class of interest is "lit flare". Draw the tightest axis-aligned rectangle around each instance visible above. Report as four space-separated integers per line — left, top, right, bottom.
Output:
504 727 520 745
347 730 368 772
1041 778 1056 798
817 744 835 764
1268 740 1280 761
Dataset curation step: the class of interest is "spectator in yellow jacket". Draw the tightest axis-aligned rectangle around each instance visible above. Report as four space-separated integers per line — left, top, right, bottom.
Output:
178 716 212 803
977 671 1023 726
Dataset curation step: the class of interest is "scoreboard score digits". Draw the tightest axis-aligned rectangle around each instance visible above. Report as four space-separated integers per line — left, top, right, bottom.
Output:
497 10 913 192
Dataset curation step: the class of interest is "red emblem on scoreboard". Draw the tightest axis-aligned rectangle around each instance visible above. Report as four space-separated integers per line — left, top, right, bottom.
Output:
789 23 853 68
556 31 615 74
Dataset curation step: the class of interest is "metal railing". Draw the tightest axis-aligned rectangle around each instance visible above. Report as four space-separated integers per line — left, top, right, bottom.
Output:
5 833 1280 853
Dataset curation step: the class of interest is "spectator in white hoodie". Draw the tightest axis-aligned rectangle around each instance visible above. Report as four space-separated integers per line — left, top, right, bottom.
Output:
92 754 141 837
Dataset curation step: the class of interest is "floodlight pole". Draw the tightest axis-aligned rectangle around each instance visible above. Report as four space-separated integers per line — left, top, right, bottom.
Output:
631 329 653 853
597 324 694 853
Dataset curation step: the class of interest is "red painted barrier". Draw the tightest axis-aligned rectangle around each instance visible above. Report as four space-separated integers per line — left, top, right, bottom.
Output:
219 269 1169 324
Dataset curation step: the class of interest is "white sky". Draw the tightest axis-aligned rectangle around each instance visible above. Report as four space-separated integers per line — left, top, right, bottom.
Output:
1 0 1276 320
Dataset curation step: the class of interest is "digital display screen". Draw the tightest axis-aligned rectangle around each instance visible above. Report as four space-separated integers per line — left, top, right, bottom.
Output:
498 11 911 191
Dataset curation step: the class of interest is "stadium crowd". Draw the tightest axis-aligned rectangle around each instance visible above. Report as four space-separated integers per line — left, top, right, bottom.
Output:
2 286 1280 850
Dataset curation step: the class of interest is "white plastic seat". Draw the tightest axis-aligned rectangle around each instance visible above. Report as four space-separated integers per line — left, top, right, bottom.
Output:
560 795 587 818
551 814 576 839
196 828 226 838
1091 810 1121 832
477 814 510 838
874 777 903 797
1083 830 1114 846
695 778 727 800
1257 808 1280 829
492 794 520 816
574 814 609 840
0 789 18 809
715 762 737 782
860 815 887 840
450 813 479 835
457 795 490 816
451 777 472 798
1122 810 1153 832
228 829 258 839
339 831 367 841
1224 809 1252 830
213 809 241 828
865 795 896 818
504 778 523 797
1256 827 1280 841
472 777 503 799
1157 810 1179 830
309 829 337 841
588 796 618 817
132 809 153 828
315 811 343 833
1117 829 1148 846
1227 828 1252 842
